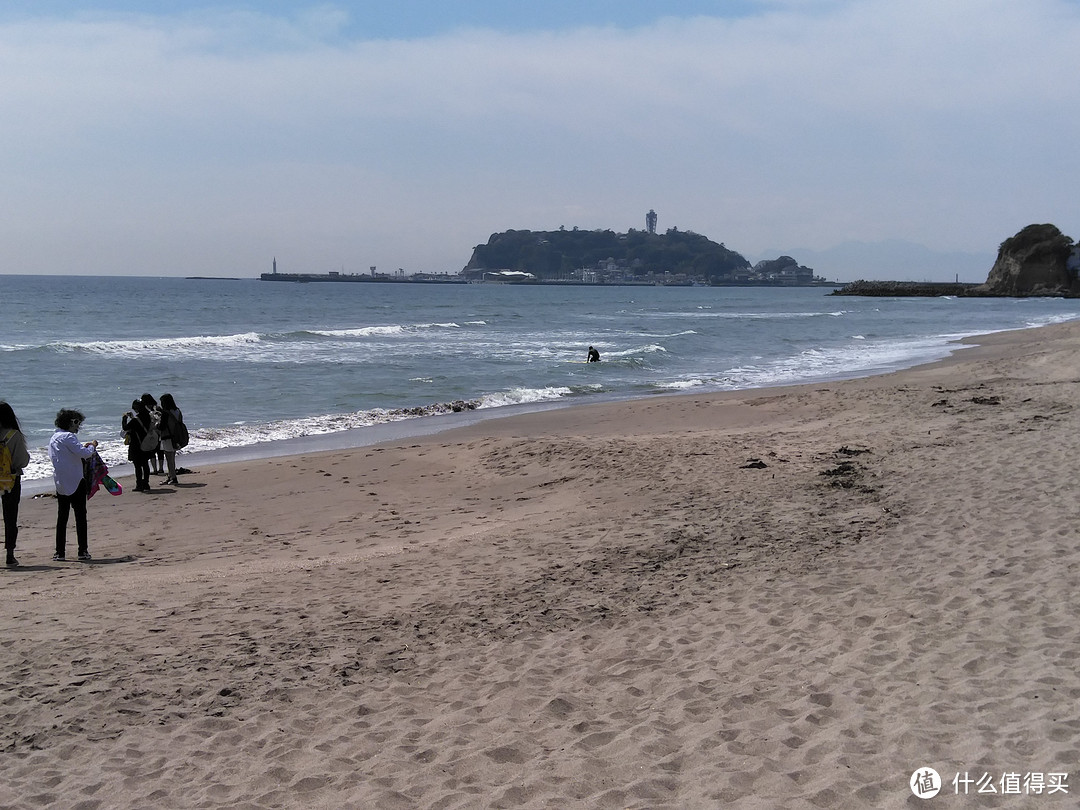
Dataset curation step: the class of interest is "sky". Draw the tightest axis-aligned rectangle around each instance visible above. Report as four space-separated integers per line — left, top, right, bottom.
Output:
2 0 1078 280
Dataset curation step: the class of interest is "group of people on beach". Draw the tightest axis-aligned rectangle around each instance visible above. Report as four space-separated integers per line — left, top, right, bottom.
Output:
0 393 186 567
121 393 185 491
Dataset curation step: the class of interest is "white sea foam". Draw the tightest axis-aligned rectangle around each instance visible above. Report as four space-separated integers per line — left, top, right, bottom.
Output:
478 387 573 408
606 344 667 357
720 335 958 390
312 322 462 338
313 325 408 337
1028 312 1077 326
55 332 264 357
657 379 705 390
633 329 698 338
661 311 832 320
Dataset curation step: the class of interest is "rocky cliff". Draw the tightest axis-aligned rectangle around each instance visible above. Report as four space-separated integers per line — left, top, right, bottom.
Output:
977 224 1077 297
836 224 1078 297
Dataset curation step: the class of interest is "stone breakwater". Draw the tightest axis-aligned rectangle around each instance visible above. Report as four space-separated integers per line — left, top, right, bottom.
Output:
831 281 981 297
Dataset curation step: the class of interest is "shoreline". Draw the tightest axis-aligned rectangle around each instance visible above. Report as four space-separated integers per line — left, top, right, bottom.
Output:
4 319 1080 807
13 318 1012 496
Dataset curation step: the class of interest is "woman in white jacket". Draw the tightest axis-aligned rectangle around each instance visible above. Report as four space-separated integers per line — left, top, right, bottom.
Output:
47 408 98 562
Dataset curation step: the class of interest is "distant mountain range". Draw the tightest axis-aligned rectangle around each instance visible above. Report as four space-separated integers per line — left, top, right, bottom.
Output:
757 240 995 284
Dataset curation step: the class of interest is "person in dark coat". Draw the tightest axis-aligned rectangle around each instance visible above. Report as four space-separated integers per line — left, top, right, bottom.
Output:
140 393 163 475
158 393 184 486
122 399 154 492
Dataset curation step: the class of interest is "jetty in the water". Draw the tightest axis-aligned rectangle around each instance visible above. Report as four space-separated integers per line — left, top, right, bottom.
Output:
831 280 980 296
259 271 466 284
260 259 465 284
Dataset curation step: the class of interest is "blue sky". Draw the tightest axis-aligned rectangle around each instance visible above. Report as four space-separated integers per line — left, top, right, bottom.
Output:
0 2 763 38
1 0 1077 279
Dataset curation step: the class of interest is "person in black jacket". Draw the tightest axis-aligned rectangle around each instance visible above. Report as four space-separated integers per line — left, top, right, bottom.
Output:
159 392 184 486
140 393 163 475
122 399 154 492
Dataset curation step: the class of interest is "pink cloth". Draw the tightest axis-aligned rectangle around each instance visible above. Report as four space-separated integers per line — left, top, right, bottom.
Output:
84 451 109 499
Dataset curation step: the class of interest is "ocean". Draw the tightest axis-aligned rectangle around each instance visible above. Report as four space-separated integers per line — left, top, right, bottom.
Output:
5 274 1080 488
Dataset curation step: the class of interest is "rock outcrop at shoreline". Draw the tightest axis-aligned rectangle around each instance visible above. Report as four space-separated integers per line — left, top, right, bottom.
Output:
976 223 1078 297
834 223 1078 297
388 399 480 418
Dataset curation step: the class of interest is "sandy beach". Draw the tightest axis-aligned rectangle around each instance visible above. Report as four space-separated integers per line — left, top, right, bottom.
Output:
3 320 1080 809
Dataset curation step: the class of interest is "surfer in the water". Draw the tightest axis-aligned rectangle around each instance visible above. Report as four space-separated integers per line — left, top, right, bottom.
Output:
587 346 600 363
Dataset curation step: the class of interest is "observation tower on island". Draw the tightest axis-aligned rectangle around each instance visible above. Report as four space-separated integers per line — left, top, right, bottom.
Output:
646 209 657 234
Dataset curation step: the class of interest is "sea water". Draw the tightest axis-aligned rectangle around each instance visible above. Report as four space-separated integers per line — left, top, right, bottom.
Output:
4 274 1079 485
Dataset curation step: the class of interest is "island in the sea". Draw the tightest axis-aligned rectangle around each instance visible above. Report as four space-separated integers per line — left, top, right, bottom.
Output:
260 216 837 287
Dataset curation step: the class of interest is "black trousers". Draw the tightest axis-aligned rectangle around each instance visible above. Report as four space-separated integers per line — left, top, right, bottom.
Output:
56 479 89 556
2 478 19 552
131 448 151 489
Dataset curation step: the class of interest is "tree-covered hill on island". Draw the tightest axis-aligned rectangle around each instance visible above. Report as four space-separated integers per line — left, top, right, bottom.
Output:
462 227 752 283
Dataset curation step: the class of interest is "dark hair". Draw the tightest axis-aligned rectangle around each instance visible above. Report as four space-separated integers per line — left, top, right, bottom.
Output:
140 393 158 408
55 408 85 432
160 393 177 411
0 401 20 432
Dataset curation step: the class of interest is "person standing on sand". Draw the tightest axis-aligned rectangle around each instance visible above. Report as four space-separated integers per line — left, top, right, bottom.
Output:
1 401 31 567
122 399 154 492
48 409 98 561
158 393 183 486
140 393 164 475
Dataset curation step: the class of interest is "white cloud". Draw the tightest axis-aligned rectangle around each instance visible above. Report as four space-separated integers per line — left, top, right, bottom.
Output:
0 0 1077 277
